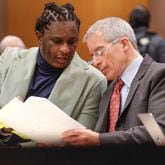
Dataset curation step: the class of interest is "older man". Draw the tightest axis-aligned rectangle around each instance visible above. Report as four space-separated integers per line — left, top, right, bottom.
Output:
62 17 165 146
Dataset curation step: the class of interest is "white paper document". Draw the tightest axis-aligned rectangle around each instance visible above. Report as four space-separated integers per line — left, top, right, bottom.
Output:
0 96 85 144
138 113 165 146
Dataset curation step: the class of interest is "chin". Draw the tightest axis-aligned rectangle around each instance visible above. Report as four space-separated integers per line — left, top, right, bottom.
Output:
105 74 114 81
52 63 68 69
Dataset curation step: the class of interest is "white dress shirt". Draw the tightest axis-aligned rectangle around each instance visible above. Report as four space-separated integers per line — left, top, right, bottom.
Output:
120 55 143 113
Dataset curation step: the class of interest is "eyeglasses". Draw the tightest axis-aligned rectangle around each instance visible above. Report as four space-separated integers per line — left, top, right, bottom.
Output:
88 38 119 65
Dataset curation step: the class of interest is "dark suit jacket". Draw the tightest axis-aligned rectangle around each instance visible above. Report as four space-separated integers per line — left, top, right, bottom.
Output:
95 55 165 145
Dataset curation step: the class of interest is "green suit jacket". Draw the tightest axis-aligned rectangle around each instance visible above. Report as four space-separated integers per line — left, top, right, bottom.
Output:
0 47 107 130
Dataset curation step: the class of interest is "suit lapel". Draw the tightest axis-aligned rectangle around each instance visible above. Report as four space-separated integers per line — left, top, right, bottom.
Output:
121 55 153 114
49 62 88 116
11 50 38 98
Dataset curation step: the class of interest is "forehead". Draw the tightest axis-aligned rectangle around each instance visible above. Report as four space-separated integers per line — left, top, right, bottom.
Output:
86 32 107 50
44 21 79 37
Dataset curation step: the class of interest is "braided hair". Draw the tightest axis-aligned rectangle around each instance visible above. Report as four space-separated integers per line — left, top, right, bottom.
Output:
35 2 80 35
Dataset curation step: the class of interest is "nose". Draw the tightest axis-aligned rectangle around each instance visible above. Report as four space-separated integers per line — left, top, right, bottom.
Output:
60 43 70 53
92 55 102 65
88 55 101 65
91 58 102 70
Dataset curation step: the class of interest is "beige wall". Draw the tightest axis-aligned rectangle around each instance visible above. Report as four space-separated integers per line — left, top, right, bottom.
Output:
0 0 7 39
149 0 165 38
7 0 148 60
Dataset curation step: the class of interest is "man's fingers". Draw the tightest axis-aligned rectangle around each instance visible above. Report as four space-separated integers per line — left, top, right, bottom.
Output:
1 127 13 133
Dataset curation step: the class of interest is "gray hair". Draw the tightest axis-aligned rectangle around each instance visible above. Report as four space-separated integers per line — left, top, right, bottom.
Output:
83 17 138 50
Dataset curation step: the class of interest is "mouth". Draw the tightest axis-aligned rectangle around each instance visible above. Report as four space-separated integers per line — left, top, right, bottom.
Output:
56 56 71 63
100 66 109 75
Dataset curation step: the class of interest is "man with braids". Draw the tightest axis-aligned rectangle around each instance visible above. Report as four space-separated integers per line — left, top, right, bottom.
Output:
0 2 107 146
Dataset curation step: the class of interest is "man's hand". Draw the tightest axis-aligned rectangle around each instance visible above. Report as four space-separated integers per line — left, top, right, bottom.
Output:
1 127 13 134
62 129 100 147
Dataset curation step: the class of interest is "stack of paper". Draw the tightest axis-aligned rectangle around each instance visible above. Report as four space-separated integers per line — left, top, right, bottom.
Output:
0 96 85 144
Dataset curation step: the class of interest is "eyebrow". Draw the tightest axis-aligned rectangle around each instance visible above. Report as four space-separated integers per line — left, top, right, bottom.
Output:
94 46 104 52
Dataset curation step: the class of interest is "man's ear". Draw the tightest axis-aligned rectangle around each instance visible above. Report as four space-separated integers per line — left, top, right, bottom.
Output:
120 37 129 51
